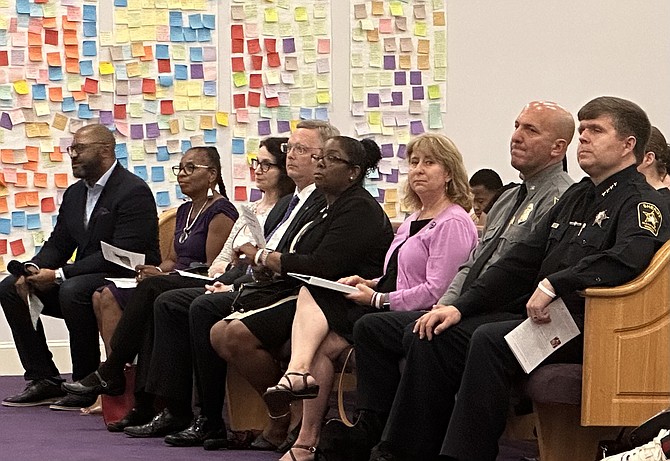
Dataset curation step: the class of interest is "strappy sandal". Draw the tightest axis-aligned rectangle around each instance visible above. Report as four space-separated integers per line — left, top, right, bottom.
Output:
287 444 317 461
263 372 320 418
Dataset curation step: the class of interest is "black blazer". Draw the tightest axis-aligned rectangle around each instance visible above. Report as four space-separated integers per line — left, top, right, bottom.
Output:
280 185 393 281
31 163 160 278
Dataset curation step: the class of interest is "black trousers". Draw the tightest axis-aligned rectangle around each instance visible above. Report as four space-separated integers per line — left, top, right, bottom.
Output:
147 288 237 425
380 312 523 461
0 273 108 381
102 275 207 392
352 311 423 414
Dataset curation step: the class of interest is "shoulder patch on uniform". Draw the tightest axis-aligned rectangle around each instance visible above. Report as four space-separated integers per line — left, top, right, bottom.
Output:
638 202 662 236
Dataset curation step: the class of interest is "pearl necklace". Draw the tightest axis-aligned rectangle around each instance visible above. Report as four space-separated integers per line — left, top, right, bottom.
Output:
178 198 209 244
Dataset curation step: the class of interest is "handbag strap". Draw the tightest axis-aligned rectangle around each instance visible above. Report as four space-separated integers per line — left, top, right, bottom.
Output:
337 345 356 427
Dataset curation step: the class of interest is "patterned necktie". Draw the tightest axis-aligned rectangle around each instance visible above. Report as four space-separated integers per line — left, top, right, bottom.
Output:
266 194 300 240
461 184 528 291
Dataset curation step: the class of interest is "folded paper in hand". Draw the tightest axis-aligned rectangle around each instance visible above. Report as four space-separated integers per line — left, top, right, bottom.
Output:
27 293 44 329
288 273 359 294
241 204 266 249
101 242 145 271
504 297 581 374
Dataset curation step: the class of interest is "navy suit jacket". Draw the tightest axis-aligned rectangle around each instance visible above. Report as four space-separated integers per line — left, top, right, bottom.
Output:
31 163 160 278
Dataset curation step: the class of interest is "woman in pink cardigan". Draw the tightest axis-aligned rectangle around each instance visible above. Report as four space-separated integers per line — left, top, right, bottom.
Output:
260 133 478 461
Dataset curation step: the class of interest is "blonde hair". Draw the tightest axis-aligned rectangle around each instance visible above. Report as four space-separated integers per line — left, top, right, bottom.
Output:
402 133 473 212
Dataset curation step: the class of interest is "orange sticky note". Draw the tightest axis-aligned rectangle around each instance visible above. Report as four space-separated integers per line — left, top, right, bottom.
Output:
34 172 48 188
28 32 42 46
0 239 6 254
54 173 69 188
16 173 28 187
141 46 153 62
43 17 57 29
131 42 145 57
25 146 39 162
63 29 78 45
160 100 174 115
61 15 77 30
71 91 86 101
28 46 43 62
83 78 98 94
234 186 247 201
23 161 38 172
46 52 61 66
14 192 28 207
142 78 156 93
64 44 79 59
41 196 56 212
25 191 39 206
0 197 7 214
49 87 63 102
66 58 80 74
10 239 25 257
1 149 14 163
50 148 63 162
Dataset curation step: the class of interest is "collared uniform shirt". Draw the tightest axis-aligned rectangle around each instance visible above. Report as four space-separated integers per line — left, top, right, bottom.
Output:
440 163 573 305
455 165 670 328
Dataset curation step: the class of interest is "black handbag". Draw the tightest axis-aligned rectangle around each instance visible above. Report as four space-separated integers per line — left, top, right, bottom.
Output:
229 278 299 313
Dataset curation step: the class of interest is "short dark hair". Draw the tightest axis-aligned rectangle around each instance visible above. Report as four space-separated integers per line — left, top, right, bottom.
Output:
469 169 503 191
577 96 651 162
646 126 670 178
259 137 294 197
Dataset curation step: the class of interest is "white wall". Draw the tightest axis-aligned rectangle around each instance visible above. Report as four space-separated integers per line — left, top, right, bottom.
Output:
2 0 670 374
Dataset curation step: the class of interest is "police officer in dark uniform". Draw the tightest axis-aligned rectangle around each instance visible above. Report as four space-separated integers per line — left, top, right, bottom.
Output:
370 97 670 461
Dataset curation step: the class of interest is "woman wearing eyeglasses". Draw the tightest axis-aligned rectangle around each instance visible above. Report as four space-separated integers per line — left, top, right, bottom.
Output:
259 133 479 461
207 137 294 278
64 146 238 411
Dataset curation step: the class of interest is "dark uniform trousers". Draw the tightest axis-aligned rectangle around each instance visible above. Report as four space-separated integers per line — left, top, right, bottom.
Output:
146 288 236 425
0 273 109 381
103 275 209 392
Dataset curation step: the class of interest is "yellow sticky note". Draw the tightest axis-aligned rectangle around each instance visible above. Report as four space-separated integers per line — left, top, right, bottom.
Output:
428 84 441 99
316 91 330 104
169 119 180 134
13 80 29 95
264 7 278 23
99 62 115 75
414 21 427 37
385 189 398 203
383 203 397 218
200 115 213 130
216 112 229 126
232 72 248 88
294 6 308 21
389 1 404 16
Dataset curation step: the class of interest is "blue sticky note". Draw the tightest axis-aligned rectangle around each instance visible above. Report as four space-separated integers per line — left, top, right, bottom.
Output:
197 28 211 42
16 0 30 14
170 26 183 42
82 41 97 56
156 191 171 207
157 146 169 161
114 0 127 6
48 66 63 81
115 143 128 159
78 104 93 119
32 84 46 100
26 214 41 230
133 165 148 181
188 14 203 29
79 60 94 76
12 211 26 227
51 215 57 228
190 47 203 62
181 140 192 153
299 107 313 120
231 138 245 154
151 166 165 182
183 27 196 42
175 185 185 200
0 218 10 234
61 97 75 112
155 44 170 59
315 107 329 121
203 81 216 96
169 11 183 26
174 65 188 80
158 75 173 87
83 21 97 38
0 31 7 46
202 14 215 29
117 158 128 169
30 4 43 17
83 5 97 21
204 129 216 143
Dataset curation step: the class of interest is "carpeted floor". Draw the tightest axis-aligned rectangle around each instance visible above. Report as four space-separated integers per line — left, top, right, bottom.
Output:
0 375 538 461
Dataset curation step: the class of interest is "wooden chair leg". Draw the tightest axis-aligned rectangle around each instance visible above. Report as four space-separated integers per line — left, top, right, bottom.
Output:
225 367 268 432
534 402 621 461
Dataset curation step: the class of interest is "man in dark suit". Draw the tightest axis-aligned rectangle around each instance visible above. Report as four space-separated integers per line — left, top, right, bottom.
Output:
0 124 160 411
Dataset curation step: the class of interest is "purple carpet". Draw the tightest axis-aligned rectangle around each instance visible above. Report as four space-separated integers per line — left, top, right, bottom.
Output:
0 376 538 460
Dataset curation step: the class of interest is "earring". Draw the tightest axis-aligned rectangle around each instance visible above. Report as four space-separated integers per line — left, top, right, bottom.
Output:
350 176 354 180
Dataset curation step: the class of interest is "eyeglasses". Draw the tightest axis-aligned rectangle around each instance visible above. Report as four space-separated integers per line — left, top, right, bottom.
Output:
280 142 323 156
310 153 353 166
250 158 278 173
171 163 211 175
66 142 111 156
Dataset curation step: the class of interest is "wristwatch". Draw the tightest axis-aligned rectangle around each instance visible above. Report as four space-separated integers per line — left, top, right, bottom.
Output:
54 268 65 285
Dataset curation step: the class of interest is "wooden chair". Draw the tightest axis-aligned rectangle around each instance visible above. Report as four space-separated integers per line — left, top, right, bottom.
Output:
527 240 670 461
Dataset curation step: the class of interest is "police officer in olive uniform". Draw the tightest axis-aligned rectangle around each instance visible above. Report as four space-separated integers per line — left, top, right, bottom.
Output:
372 98 670 461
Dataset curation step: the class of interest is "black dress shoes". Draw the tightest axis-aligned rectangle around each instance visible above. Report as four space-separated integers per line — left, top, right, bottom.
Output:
49 393 99 411
107 407 155 433
62 370 124 397
164 416 228 449
124 408 191 438
2 379 65 407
